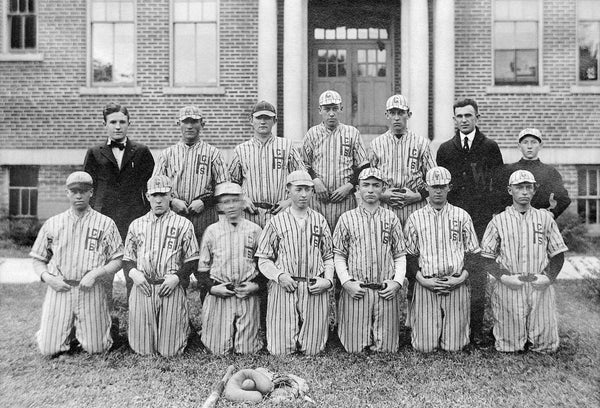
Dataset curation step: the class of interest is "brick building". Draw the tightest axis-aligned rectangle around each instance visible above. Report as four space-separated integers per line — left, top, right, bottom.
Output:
1 0 599 232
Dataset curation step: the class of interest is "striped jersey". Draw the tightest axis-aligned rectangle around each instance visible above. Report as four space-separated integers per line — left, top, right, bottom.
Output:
124 210 199 279
480 206 568 276
198 218 263 284
302 122 368 191
153 141 228 203
256 208 333 278
333 206 406 282
229 136 305 205
30 208 123 279
404 203 480 277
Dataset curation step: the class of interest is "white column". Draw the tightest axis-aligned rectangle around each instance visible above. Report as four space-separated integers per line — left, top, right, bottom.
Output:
408 0 429 139
400 0 410 101
433 0 455 148
283 0 308 146
257 0 277 105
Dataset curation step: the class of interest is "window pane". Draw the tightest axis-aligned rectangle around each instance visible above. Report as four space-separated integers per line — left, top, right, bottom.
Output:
10 166 38 186
590 170 598 196
367 64 376 77
203 0 217 21
336 26 346 40
21 190 29 215
357 49 366 63
515 21 537 48
516 0 539 20
174 0 188 21
113 23 134 83
30 189 38 216
24 15 35 48
358 28 368 39
377 49 386 63
10 16 23 49
105 1 121 20
494 22 515 49
325 29 335 40
380 29 388 39
92 1 106 21
195 23 217 84
377 64 386 77
515 50 538 82
19 0 26 12
579 22 600 81
189 0 203 21
318 63 326 77
369 27 379 39
347 28 357 39
28 0 34 12
93 23 114 82
314 28 324 39
495 0 511 20
578 169 588 195
368 49 376 63
357 63 365 76
10 0 18 13
317 49 327 62
174 23 195 84
590 199 598 223
338 64 346 76
120 1 134 20
495 50 516 83
579 0 600 20
9 190 19 216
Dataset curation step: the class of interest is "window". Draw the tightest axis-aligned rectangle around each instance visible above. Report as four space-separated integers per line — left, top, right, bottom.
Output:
578 167 600 226
90 0 135 85
317 49 346 77
493 0 540 85
8 0 36 50
172 0 218 86
9 166 38 217
578 0 600 83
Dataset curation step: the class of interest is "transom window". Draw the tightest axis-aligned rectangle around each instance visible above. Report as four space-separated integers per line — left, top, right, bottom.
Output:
578 167 600 226
314 27 388 40
90 0 135 85
493 0 540 85
577 0 600 83
9 166 38 217
8 0 36 50
172 0 218 86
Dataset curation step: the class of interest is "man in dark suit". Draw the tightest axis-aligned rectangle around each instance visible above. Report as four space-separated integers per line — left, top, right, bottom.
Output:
84 102 155 305
436 98 504 346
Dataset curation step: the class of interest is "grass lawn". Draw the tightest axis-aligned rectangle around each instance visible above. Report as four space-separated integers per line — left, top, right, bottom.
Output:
1 282 599 407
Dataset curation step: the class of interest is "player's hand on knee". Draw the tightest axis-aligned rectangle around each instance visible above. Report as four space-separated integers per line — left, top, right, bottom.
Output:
159 274 180 297
210 282 236 298
171 198 189 214
312 178 329 202
243 197 257 215
43 272 72 292
330 183 353 203
500 274 524 290
130 268 151 296
308 277 332 295
379 280 401 300
277 274 297 292
235 281 259 299
531 274 551 290
343 280 366 299
188 199 205 214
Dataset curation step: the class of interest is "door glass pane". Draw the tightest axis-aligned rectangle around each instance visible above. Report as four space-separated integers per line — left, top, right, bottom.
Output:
367 64 376 77
367 49 376 63
317 49 327 62
377 65 386 77
377 49 386 63
318 63 326 77
357 49 366 63
338 49 346 63
338 64 346 76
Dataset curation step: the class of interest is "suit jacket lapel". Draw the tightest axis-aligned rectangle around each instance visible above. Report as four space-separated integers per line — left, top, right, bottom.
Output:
99 144 119 168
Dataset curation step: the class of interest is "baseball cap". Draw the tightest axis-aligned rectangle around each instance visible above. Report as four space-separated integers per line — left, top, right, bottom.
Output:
518 128 543 143
319 90 342 106
286 170 314 187
426 166 452 186
252 100 277 118
214 182 243 197
509 170 537 185
386 94 409 111
179 105 203 121
358 168 385 183
147 175 172 194
66 171 93 189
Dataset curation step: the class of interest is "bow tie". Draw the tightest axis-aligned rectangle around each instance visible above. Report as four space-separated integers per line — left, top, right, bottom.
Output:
109 141 126 150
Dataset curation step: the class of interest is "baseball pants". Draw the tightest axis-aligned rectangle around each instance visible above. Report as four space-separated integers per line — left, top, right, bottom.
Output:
37 284 112 355
128 284 190 357
338 287 402 353
490 280 559 353
266 280 329 355
410 282 470 352
201 294 262 354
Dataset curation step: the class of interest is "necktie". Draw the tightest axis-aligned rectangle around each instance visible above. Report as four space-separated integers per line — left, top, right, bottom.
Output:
109 141 126 150
463 137 469 152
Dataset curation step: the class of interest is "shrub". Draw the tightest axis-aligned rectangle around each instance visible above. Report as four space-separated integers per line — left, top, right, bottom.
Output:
556 212 592 253
7 218 42 246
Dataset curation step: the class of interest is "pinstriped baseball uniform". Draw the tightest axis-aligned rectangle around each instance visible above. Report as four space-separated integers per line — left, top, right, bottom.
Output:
404 203 480 352
124 209 199 356
369 130 437 223
229 136 306 228
302 122 368 229
480 206 567 352
256 208 333 355
198 218 263 354
29 208 123 355
333 206 406 352
153 141 228 241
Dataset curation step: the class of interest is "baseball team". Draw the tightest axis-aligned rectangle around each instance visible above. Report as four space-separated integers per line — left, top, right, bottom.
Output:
29 92 570 357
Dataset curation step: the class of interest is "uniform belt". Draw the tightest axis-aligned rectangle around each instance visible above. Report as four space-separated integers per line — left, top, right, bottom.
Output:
360 282 386 290
253 202 274 210
291 276 317 284
146 277 165 285
63 279 80 287
518 275 538 282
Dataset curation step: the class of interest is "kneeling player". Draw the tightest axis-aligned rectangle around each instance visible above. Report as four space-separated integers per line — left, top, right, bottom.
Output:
404 167 480 352
333 168 406 353
123 175 199 356
256 171 334 355
481 170 567 353
197 182 264 354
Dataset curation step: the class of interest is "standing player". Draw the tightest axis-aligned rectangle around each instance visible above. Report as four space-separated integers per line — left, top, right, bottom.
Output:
29 171 123 356
404 167 480 352
369 94 436 224
197 182 264 354
229 100 306 229
333 168 406 353
84 102 154 302
123 175 199 356
480 170 567 353
302 90 369 230
153 105 227 286
256 171 334 355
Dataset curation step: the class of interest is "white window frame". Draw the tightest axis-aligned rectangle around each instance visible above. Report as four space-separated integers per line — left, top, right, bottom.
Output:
163 0 225 95
0 0 43 61
578 166 600 232
8 165 38 218
487 0 548 94
572 0 600 94
80 0 141 95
